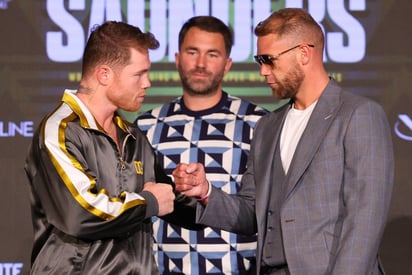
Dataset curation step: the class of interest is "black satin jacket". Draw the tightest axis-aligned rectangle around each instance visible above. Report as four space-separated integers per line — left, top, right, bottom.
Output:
24 90 199 274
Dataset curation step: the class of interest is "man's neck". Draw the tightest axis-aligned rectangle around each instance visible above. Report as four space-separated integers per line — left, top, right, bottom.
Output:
182 90 223 111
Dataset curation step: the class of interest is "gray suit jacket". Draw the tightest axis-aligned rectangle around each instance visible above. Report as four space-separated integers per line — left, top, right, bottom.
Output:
197 80 394 275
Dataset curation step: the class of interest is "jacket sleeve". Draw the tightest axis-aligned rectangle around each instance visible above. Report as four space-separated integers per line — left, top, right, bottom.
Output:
25 123 158 241
195 138 258 236
332 100 394 273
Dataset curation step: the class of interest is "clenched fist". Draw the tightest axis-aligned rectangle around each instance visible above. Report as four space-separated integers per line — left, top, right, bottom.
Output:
143 182 175 216
173 163 210 199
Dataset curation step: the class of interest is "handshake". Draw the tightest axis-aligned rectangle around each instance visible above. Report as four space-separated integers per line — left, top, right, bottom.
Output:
145 163 209 216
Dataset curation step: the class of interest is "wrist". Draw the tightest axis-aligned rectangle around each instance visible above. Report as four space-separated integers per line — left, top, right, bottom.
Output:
196 180 212 201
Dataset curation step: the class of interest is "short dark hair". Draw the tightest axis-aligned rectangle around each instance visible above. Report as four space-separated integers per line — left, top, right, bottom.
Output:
81 21 159 76
255 8 323 48
178 16 233 56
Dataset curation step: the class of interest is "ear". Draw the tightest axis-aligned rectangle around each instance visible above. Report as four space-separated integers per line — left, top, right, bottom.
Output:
175 52 180 69
97 66 111 84
299 44 312 66
223 57 233 76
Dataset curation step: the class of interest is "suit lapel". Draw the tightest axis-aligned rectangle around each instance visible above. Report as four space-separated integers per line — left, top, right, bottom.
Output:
283 80 343 200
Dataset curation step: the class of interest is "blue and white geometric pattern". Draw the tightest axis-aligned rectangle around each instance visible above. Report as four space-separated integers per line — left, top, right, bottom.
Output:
137 92 268 274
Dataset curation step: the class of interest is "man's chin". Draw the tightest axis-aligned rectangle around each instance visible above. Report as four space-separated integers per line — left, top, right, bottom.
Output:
186 87 213 96
123 104 142 113
272 89 290 100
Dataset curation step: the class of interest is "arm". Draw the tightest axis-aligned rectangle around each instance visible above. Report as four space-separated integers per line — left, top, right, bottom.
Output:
153 159 205 230
173 161 257 236
25 121 175 241
333 100 394 273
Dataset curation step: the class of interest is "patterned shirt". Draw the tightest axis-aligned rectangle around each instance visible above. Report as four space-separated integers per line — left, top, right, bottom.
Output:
136 92 268 274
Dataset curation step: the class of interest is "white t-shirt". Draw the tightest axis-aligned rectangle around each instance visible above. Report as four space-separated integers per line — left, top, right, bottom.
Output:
280 101 317 174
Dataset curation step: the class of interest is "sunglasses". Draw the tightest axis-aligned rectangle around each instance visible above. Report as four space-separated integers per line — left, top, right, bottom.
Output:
254 44 314 66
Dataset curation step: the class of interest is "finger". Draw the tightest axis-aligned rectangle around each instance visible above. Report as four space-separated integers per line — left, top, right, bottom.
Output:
175 183 191 192
185 163 199 173
175 163 188 172
172 167 187 178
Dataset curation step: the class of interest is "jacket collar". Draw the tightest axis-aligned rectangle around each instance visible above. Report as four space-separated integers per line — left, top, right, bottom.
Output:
62 89 131 135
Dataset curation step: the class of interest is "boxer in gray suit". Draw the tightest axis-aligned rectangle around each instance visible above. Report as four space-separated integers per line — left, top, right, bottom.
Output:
173 8 394 275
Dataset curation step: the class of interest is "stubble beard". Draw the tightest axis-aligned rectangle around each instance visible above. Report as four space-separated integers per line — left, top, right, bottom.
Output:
178 64 224 97
272 63 304 100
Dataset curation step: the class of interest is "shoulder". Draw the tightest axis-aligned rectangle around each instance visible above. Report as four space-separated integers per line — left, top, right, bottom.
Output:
320 79 385 117
337 88 385 118
319 83 389 135
137 101 174 120
135 99 181 129
225 93 269 117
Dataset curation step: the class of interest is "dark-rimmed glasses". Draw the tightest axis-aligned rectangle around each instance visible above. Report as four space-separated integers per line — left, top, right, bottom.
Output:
254 44 314 66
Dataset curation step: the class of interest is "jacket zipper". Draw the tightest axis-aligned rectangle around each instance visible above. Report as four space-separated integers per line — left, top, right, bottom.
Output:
119 133 132 170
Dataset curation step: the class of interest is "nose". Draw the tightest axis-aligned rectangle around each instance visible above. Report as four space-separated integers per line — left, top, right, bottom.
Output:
195 54 206 68
141 74 151 89
259 63 271 76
